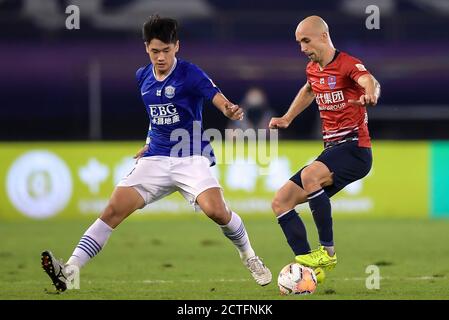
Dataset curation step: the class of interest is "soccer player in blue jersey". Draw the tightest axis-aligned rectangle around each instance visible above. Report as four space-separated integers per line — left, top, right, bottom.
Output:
41 15 271 292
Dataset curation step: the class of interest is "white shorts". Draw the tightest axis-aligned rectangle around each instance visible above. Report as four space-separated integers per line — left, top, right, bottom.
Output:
117 155 221 209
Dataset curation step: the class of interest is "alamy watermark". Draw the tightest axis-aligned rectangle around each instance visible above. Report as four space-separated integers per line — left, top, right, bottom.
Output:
65 5 80 30
365 5 380 30
169 121 278 175
365 264 380 289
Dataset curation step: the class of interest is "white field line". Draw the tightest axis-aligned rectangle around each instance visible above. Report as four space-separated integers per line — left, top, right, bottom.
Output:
16 276 446 286
337 276 447 281
22 276 441 285
142 279 251 284
138 276 447 284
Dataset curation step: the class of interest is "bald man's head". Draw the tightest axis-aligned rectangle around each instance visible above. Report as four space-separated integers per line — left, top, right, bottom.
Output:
295 16 335 64
296 16 329 36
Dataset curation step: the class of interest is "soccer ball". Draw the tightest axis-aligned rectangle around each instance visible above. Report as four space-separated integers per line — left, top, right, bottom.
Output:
278 263 317 295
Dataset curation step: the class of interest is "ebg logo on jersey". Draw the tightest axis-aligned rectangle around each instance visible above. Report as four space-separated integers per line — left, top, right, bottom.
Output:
148 103 181 125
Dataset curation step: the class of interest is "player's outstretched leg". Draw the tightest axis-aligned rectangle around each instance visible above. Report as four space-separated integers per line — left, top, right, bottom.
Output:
221 211 272 286
295 162 337 271
272 181 311 255
294 190 337 271
272 181 326 282
41 186 145 291
65 218 114 268
197 188 272 286
41 218 113 292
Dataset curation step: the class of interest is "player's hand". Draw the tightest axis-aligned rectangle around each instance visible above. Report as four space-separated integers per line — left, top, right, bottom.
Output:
224 103 244 121
269 117 290 129
134 144 149 163
348 94 378 107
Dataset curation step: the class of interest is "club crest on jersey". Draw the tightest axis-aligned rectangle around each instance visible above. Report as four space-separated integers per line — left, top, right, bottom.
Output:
328 76 336 89
164 86 176 99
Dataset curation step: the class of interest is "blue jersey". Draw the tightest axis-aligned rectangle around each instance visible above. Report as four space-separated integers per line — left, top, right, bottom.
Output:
136 58 220 165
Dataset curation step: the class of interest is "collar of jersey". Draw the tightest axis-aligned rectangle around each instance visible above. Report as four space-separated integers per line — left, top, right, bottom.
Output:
152 58 178 82
318 49 340 71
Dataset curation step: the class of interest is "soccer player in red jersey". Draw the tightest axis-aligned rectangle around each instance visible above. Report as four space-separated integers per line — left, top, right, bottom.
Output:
269 16 381 275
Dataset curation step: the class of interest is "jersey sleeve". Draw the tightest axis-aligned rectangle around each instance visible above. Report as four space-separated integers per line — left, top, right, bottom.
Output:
188 64 221 101
343 55 371 82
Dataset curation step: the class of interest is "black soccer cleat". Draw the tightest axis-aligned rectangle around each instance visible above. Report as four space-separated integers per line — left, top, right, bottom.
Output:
41 250 68 292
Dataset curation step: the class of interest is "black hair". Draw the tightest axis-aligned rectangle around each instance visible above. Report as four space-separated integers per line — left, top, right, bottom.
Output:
142 15 178 44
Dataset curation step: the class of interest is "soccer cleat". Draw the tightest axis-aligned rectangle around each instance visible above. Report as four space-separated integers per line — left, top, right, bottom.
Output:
295 246 337 271
245 256 272 286
41 250 68 292
313 267 326 284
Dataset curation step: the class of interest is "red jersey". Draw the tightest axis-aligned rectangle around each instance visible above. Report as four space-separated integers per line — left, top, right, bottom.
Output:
306 51 371 148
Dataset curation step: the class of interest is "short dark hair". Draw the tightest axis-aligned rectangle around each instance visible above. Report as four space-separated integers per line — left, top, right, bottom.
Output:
142 15 178 44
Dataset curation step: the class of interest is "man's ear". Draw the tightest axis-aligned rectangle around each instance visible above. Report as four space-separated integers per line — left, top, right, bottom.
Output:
321 32 329 42
144 42 150 54
175 40 180 53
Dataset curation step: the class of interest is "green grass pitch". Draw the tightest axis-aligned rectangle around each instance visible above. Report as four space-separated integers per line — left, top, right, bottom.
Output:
1 215 449 300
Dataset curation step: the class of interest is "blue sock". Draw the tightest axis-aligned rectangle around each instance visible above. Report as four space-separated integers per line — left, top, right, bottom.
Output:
308 189 334 246
277 209 311 255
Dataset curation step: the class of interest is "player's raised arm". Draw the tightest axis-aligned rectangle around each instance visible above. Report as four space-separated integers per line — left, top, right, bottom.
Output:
212 92 244 121
348 74 381 107
269 81 315 129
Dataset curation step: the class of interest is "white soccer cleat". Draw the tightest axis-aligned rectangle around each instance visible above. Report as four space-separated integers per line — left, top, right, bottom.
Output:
41 250 68 292
245 256 272 286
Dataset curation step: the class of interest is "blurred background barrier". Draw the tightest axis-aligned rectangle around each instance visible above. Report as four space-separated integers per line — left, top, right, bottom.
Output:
1 141 447 220
1 0 449 142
